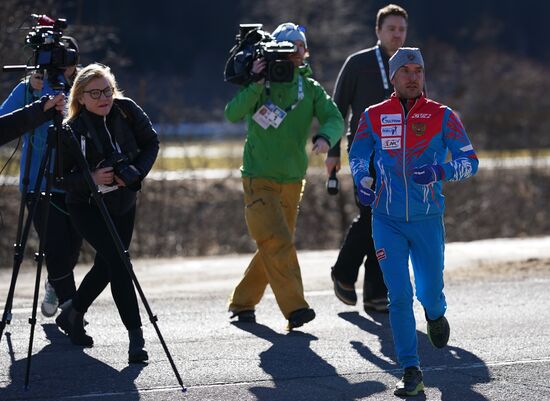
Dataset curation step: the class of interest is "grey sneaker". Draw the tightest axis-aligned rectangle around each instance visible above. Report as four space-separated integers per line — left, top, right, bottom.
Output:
426 314 450 348
41 280 58 317
394 366 424 396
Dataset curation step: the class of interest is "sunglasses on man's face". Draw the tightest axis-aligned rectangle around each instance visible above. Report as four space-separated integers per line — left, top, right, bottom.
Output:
83 86 113 99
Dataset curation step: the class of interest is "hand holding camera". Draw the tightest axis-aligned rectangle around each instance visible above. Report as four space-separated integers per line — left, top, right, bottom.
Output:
250 58 266 84
92 166 115 186
30 71 44 92
43 92 65 113
224 23 297 85
97 152 142 189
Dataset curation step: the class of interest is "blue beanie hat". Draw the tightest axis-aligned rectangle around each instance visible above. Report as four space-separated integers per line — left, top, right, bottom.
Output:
272 23 307 48
389 47 424 80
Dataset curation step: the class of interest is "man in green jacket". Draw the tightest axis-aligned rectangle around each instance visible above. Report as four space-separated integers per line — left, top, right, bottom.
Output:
225 22 344 330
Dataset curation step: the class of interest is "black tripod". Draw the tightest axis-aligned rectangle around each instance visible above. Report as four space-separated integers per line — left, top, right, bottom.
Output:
0 110 63 389
0 112 186 391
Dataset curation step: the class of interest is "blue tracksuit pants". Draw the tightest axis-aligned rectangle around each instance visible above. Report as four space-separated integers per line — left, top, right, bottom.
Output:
372 214 447 369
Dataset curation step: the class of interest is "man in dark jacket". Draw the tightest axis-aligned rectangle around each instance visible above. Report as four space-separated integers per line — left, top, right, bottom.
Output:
327 4 408 313
0 93 65 147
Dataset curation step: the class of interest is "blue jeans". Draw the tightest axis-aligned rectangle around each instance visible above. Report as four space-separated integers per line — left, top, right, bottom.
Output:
372 214 447 368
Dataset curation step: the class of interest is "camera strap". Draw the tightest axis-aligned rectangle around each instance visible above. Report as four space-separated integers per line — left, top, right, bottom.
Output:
375 45 391 97
265 75 304 112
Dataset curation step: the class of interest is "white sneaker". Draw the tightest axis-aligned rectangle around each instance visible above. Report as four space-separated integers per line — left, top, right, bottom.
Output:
41 280 59 317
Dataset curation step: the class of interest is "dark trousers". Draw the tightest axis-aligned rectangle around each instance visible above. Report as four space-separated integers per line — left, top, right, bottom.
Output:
68 203 141 330
332 202 388 300
26 192 82 305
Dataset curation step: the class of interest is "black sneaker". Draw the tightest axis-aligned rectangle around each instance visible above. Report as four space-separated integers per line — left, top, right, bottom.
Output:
55 306 93 347
394 366 424 396
128 328 149 364
363 297 389 313
331 270 357 306
426 314 450 348
286 308 316 331
230 310 256 323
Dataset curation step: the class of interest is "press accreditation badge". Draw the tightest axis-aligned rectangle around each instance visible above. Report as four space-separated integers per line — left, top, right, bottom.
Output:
252 101 287 129
266 101 287 128
252 104 272 129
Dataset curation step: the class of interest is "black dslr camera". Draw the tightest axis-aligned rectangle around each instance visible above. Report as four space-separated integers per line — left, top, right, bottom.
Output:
99 152 141 188
224 23 296 85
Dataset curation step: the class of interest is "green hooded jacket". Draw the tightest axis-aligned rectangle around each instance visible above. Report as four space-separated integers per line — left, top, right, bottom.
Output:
225 65 344 183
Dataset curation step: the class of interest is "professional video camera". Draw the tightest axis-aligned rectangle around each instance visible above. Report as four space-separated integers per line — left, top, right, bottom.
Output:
224 23 296 85
26 15 78 79
3 14 78 89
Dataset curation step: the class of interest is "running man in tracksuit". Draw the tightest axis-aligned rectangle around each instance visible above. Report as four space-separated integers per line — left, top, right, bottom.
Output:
349 47 479 396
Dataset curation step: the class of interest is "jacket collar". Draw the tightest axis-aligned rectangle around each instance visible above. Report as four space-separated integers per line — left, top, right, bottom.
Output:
390 92 426 107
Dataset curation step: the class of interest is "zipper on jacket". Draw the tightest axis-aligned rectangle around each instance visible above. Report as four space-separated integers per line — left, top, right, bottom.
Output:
400 102 409 222
103 117 119 152
400 97 421 222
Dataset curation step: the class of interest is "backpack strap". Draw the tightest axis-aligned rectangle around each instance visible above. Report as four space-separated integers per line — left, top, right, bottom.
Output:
113 99 135 126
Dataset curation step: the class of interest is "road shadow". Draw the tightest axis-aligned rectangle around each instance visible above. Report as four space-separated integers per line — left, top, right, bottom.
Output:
2 323 145 400
339 311 490 401
232 321 385 401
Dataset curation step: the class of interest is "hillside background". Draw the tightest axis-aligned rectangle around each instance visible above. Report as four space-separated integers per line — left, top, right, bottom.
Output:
1 0 550 265
1 0 550 149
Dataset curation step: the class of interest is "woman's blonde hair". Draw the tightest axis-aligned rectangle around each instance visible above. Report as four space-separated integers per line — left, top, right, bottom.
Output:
64 63 123 123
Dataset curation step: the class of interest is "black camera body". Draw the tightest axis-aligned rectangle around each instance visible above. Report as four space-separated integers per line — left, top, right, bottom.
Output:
326 168 339 195
3 15 79 91
257 40 296 83
26 18 78 72
224 23 296 85
100 152 141 188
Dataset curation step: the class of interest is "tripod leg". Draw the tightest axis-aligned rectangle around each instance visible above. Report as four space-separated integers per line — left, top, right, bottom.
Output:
0 120 39 340
23 262 44 390
0 247 23 339
23 137 55 389
122 252 186 391
0 143 54 342
60 123 186 391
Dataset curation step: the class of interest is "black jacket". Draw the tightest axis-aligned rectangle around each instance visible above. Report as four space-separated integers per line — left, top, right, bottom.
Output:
0 96 54 147
59 97 159 215
329 45 391 157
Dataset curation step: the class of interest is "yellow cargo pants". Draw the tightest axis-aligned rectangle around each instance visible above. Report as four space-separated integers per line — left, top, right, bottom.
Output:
228 177 309 319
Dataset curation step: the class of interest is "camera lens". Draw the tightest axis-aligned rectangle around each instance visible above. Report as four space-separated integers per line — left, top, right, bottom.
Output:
268 60 294 82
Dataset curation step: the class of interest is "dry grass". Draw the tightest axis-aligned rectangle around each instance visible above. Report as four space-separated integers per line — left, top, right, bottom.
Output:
446 257 550 283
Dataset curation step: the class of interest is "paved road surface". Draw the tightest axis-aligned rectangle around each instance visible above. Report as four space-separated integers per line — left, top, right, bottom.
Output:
1 237 550 400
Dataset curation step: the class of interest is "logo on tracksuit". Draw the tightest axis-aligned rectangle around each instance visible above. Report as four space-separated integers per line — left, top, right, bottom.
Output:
381 114 401 125
376 248 387 261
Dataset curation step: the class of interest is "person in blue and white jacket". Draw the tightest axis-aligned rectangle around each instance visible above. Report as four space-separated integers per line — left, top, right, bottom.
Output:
0 38 82 319
349 47 478 397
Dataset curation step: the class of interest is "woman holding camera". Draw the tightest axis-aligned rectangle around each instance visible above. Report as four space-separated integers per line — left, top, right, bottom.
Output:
56 63 159 363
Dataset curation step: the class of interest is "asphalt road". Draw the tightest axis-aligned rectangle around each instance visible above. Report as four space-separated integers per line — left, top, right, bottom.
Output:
1 237 550 401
